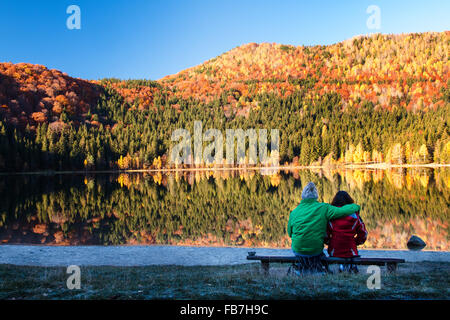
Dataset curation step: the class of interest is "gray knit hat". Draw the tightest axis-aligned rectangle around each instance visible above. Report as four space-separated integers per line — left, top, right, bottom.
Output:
301 182 318 199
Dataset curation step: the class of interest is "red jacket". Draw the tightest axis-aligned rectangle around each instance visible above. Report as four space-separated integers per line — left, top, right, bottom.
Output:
325 210 368 258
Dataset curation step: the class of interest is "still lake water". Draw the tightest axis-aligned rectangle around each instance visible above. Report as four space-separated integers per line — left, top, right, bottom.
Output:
0 168 448 250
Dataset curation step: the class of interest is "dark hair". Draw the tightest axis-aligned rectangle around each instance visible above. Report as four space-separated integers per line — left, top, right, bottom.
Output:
331 191 354 207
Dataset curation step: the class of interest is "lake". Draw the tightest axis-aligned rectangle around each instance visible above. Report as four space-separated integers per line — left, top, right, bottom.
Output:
0 168 448 250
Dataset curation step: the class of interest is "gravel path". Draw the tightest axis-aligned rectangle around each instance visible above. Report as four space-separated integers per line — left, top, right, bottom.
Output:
0 245 449 266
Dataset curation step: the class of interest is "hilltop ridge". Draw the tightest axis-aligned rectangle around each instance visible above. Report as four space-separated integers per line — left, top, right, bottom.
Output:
1 31 448 130
158 32 448 111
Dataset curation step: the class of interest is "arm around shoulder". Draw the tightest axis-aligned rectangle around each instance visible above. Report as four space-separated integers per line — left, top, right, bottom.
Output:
326 203 360 220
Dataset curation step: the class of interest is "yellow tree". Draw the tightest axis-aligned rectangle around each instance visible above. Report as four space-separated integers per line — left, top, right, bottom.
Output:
345 144 355 163
405 141 412 164
372 149 383 163
443 141 450 163
153 156 162 169
419 144 429 163
391 143 405 164
353 143 364 163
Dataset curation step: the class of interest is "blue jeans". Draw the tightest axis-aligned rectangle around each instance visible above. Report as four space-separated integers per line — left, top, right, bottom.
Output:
292 251 326 274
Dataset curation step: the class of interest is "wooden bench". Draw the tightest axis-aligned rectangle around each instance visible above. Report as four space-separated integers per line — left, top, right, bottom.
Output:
246 253 405 273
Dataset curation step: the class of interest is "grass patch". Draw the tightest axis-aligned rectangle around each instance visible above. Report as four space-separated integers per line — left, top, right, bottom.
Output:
0 262 449 300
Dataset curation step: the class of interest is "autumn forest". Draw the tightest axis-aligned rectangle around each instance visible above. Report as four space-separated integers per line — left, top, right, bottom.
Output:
0 31 449 171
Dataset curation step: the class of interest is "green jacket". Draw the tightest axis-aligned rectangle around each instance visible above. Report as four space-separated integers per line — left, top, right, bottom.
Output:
287 198 360 255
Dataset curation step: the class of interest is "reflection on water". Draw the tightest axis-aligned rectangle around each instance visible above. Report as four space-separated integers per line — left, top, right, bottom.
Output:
0 168 448 250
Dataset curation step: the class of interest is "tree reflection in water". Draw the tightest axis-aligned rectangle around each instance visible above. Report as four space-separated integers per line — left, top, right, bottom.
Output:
0 168 448 250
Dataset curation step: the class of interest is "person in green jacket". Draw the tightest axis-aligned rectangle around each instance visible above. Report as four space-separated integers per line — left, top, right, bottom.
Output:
287 182 361 273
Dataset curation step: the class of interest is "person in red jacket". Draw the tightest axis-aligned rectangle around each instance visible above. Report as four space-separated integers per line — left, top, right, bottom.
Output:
324 191 368 273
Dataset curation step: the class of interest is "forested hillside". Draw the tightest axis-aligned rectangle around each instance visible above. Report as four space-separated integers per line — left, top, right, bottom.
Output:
160 32 448 112
0 32 448 171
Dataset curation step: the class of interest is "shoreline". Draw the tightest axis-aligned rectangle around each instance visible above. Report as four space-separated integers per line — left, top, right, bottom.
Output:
1 245 449 267
1 163 448 176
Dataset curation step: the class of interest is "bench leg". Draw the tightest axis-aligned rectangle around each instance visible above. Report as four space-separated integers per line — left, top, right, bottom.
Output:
261 261 270 274
386 263 397 273
287 265 292 275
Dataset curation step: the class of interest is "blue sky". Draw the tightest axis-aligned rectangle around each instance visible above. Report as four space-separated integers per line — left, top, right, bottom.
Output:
0 0 448 80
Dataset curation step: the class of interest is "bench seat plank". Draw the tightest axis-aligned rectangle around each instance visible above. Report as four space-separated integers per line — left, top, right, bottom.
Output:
247 255 405 266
